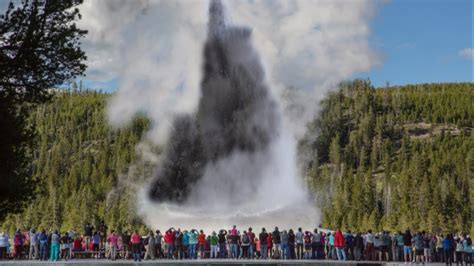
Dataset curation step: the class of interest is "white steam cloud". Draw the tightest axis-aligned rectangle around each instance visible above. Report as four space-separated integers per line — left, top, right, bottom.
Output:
77 0 381 231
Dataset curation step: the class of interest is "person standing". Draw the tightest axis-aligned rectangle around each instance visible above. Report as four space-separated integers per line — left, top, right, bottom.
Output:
164 228 175 259
38 230 48 261
0 232 9 260
334 229 346 261
443 234 454 266
218 230 227 258
288 229 296 259
98 220 108 249
49 230 59 261
392 232 399 261
354 233 364 261
280 230 289 259
312 229 321 259
259 228 268 259
414 232 424 264
241 231 250 258
92 231 100 258
403 230 413 264
188 229 198 259
436 234 445 262
210 231 218 259
272 227 281 259
463 234 472 266
60 232 71 261
396 231 405 261
84 223 94 251
255 237 261 258
323 232 330 259
155 230 164 259
181 230 189 259
12 229 23 260
247 227 255 259
366 230 375 261
345 230 354 260
455 237 464 265
107 230 119 261
131 230 141 262
311 229 320 259
328 232 335 259
295 228 304 260
304 231 312 259
29 228 38 260
424 232 433 263
144 231 155 260
23 230 30 259
198 230 206 259
121 231 131 259
175 229 183 259
267 230 274 259
380 231 390 262
229 230 239 259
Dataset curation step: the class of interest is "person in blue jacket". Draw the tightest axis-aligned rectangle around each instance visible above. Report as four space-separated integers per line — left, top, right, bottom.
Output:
443 234 454 266
38 230 48 261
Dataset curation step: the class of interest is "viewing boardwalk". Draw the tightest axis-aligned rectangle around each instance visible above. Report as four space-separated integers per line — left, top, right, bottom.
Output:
0 260 448 266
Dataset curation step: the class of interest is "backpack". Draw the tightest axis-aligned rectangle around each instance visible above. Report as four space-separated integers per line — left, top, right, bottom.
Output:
467 238 472 246
242 234 249 244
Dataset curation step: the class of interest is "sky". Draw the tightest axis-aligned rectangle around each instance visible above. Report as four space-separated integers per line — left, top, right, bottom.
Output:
0 0 472 91
82 0 472 91
357 0 473 87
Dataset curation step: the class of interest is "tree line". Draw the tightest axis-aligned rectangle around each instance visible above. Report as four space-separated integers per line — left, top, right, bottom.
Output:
1 88 151 235
299 80 473 235
1 81 471 237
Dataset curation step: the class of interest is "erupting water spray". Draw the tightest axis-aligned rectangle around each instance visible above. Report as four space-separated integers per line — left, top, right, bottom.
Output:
139 0 319 231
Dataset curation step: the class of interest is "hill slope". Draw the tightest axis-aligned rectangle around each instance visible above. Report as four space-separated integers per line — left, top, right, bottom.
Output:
299 80 473 234
1 91 151 234
1 81 472 235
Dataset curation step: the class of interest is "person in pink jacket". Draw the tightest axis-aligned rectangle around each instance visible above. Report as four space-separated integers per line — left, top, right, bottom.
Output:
107 231 119 261
131 231 142 262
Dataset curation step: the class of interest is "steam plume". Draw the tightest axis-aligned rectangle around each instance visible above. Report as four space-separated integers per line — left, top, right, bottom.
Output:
149 0 279 204
73 0 381 230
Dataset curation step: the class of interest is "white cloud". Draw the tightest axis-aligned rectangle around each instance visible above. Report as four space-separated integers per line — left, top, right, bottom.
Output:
459 48 474 60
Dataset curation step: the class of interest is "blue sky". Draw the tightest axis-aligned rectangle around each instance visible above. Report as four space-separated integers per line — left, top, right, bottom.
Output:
52 0 472 91
358 0 473 87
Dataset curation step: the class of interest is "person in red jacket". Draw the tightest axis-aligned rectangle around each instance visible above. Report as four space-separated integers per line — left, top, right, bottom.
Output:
267 232 273 258
334 229 346 261
198 230 206 259
164 229 175 259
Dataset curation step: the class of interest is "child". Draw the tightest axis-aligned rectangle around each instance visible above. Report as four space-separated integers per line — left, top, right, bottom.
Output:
255 237 261 258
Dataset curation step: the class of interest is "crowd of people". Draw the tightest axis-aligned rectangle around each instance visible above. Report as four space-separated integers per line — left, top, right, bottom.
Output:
0 223 472 265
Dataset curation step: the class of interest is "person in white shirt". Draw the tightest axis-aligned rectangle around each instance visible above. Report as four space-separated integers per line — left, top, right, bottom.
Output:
29 228 39 260
0 232 9 260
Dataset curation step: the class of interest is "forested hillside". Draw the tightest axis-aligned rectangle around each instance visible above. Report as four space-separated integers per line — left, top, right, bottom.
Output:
0 81 472 235
1 90 151 234
299 80 473 234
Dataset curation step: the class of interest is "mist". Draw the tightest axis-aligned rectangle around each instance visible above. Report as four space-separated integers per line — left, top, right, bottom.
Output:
76 0 381 231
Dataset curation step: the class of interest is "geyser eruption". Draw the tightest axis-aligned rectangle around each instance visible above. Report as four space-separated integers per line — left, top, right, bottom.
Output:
142 0 318 230
149 0 278 203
